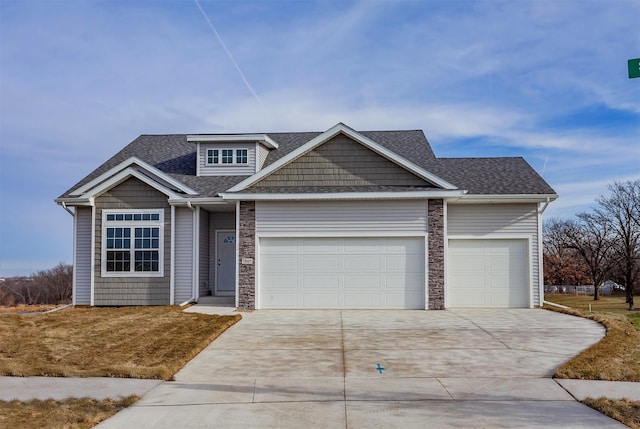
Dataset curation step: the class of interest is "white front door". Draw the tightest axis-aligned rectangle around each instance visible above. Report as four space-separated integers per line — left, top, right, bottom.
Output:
215 231 236 296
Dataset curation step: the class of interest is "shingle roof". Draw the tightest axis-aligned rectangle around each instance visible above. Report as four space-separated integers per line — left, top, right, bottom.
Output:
425 158 557 195
59 129 555 198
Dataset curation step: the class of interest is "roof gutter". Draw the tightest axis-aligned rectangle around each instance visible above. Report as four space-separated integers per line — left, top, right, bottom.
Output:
187 134 279 149
219 190 467 202
453 194 559 204
55 197 94 206
168 197 229 206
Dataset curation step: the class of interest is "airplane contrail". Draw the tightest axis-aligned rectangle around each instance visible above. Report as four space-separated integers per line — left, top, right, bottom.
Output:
194 0 263 106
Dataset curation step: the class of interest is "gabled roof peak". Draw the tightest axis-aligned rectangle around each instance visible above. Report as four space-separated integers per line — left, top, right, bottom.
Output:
226 123 457 193
67 156 199 198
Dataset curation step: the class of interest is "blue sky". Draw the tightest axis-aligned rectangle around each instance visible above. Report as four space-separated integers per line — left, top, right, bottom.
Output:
0 0 638 277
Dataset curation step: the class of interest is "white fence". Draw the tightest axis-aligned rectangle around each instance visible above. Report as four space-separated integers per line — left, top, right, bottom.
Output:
544 285 595 295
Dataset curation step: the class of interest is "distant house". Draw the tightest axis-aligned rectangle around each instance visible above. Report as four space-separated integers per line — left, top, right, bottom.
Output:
600 280 623 296
56 123 557 310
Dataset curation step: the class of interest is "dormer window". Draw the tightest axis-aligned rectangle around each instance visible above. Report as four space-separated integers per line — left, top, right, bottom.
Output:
222 149 233 164
207 149 219 164
206 148 248 165
236 149 248 164
189 134 278 176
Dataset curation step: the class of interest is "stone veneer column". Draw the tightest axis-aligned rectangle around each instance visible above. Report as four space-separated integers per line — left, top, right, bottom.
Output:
238 201 256 309
428 199 445 310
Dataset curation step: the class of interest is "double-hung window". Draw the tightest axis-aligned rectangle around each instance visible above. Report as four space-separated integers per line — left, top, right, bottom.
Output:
102 210 164 277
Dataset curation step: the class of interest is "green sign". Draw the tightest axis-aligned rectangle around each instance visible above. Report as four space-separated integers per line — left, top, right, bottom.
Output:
629 58 640 79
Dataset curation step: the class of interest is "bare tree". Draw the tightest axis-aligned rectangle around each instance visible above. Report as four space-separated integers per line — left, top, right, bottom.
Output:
543 218 589 286
595 180 640 310
2 277 42 305
562 213 616 301
34 263 73 304
1 263 72 306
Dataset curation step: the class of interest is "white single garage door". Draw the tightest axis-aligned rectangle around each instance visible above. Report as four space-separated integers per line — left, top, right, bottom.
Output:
259 237 425 309
448 239 529 307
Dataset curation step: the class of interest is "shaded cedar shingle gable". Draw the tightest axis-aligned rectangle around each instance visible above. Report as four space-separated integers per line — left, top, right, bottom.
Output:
250 133 435 190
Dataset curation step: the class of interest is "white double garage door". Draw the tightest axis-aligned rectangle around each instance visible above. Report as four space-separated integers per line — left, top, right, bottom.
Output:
256 201 530 309
260 237 426 309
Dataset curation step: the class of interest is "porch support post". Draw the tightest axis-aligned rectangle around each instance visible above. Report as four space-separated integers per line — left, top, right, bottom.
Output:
238 201 256 309
428 199 445 309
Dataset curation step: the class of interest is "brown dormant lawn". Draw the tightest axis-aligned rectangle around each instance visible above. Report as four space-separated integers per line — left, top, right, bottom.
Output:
545 294 640 428
0 396 139 429
582 398 640 429
544 294 640 381
0 306 241 380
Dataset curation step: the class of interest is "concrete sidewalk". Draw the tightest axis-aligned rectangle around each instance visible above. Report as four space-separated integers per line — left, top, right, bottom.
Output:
0 376 161 401
2 375 638 404
556 379 640 401
97 377 635 429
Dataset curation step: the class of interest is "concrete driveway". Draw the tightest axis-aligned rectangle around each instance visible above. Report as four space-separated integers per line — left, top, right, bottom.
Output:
97 309 626 428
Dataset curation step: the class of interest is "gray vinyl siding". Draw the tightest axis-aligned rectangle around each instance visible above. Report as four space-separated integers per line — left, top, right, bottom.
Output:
256 200 427 234
251 134 430 188
174 207 194 304
447 203 540 305
93 177 171 306
199 143 256 176
208 211 235 292
257 144 270 170
74 206 92 305
199 208 210 297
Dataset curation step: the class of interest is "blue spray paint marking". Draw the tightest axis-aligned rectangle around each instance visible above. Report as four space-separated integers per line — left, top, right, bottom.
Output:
376 363 385 374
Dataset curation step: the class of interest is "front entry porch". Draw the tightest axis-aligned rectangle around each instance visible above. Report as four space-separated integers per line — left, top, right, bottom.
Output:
194 204 237 302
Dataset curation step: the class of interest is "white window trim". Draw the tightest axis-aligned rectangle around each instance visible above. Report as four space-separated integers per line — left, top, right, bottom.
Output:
206 148 249 166
101 209 165 278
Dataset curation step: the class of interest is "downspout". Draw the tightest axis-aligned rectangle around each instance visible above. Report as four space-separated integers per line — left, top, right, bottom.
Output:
179 202 198 306
60 202 75 217
170 205 175 305
60 202 77 305
538 197 551 214
537 197 551 307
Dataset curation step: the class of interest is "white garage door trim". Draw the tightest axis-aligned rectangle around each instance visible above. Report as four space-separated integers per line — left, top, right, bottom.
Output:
446 236 532 308
256 234 428 309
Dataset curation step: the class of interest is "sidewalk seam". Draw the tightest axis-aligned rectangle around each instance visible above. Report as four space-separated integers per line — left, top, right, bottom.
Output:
553 379 580 402
435 377 456 400
340 310 347 429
